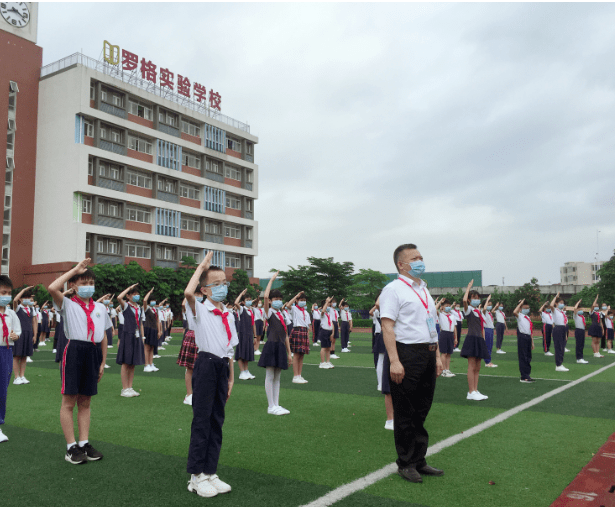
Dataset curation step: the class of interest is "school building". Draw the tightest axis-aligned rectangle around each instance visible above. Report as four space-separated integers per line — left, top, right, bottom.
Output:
560 261 604 286
1 4 259 287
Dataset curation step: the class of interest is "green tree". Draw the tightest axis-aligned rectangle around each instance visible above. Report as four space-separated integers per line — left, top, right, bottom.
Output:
346 269 389 310
274 264 319 302
512 277 542 313
596 250 615 307
228 269 259 302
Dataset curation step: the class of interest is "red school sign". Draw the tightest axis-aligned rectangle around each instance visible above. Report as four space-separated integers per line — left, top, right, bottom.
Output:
103 40 222 111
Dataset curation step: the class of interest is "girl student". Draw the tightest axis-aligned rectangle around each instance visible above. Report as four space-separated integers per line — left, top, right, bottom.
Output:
339 299 352 353
318 297 335 369
258 272 292 415
312 302 321 346
588 295 605 358
143 288 162 373
177 290 203 406
12 285 36 385
436 298 457 377
453 302 463 352
605 309 614 354
116 283 145 397
539 301 554 356
54 289 72 364
95 294 114 369
572 300 588 364
288 291 311 384
460 280 489 401
370 295 394 430
601 303 609 352
549 292 570 372
482 295 497 368
253 297 265 356
494 303 507 354
234 289 257 380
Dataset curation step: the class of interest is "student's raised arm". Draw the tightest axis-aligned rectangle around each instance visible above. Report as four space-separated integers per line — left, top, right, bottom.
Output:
482 295 492 315
233 288 248 311
117 283 139 311
462 279 473 312
143 287 155 310
592 294 600 311
573 299 581 316
284 291 303 310
513 299 524 317
49 259 94 308
184 251 213 315
263 271 279 314
549 292 560 311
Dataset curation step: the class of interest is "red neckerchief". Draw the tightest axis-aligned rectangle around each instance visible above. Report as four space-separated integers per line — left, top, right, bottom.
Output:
472 308 484 331
580 314 585 328
525 315 533 334
246 307 254 325
71 296 96 343
345 310 350 321
0 312 9 348
127 303 140 328
325 311 331 327
275 311 288 333
212 308 232 345
446 314 452 329
24 306 30 317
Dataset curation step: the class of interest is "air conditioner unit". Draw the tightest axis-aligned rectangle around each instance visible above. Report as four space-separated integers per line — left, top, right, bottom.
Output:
9 81 19 93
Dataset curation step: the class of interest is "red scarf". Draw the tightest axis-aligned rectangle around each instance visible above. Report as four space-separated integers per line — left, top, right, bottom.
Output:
325 311 331 327
276 311 288 334
580 314 585 328
473 308 484 331
128 303 140 328
246 307 254 325
24 306 30 317
0 312 8 348
212 308 232 345
525 315 533 334
71 296 96 343
446 314 452 329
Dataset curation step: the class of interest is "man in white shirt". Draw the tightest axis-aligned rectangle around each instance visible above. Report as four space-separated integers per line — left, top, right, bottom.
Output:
380 243 443 484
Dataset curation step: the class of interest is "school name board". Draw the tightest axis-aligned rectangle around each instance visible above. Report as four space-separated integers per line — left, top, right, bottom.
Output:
103 40 222 111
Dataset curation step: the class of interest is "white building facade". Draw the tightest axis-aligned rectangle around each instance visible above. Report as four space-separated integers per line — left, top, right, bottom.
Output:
560 261 603 286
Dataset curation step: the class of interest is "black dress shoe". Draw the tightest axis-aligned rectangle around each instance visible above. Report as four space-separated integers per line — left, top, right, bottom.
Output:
417 464 444 476
398 467 423 483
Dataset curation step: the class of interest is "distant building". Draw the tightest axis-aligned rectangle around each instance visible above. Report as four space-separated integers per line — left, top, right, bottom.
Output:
560 261 603 286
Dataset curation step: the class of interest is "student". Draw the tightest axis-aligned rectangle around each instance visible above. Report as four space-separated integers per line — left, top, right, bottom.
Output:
540 302 554 356
513 299 535 382
329 298 340 359
116 304 124 351
601 303 609 351
48 258 111 464
369 296 394 429
312 303 321 346
606 310 614 354
154 298 168 357
494 303 507 354
572 300 589 364
110 303 117 343
0 275 21 442
339 299 352 353
116 283 145 397
482 296 497 368
95 294 113 370
588 295 605 358
461 280 488 400
36 302 50 348
177 292 202 406
258 272 292 415
184 251 237 498
234 290 256 380
54 290 71 364
549 292 570 372
288 292 311 383
143 288 162 373
453 303 463 352
318 297 335 369
437 299 457 378
12 286 36 384
253 297 265 356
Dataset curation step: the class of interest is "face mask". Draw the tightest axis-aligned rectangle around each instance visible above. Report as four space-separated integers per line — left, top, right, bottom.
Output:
486 306 492 311
545 309 551 313
258 303 262 307
594 307 599 312
602 306 607 311
499 306 503 310
332 303 337 308
77 286 95 299
521 308 530 315
298 301 307 308
210 284 228 302
314 305 318 310
150 301 156 306
0 295 12 307
103 300 110 305
22 299 32 305
196 297 203 303
444 306 451 312
406 260 426 278
558 304 565 310
610 316 613 320
132 295 140 303
245 300 253 307
271 300 283 310
470 299 481 308
577 310 584 316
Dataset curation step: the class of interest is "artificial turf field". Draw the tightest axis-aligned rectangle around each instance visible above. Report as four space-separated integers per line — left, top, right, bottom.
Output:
2 330 615 507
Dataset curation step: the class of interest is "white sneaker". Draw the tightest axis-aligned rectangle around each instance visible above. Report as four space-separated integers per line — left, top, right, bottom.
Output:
313 342 320 347
254 350 261 355
21 377 29 384
453 347 461 352
129 388 140 397
121 389 133 397
474 391 488 400
184 394 193 406
577 359 589 364
151 365 159 372
238 371 249 380
275 406 290 415
602 348 608 352
496 350 506 354
144 365 153 372
0 428 8 443
268 406 285 415
565 348 571 352
247 371 255 379
441 370 455 377
158 347 166 351
107 345 113 348
467 391 477 400
12 376 23 385
104 364 110 369
545 351 554 356
326 362 335 368
319 362 328 369
52 349 57 353
208 474 231 494
347 341 351 345
26 357 33 363
153 354 161 359
341 348 350 353
188 473 218 498
39 342 46 346
594 352 604 358
608 349 615 354
384 420 394 431
555 365 569 372
330 354 340 359
292 376 308 384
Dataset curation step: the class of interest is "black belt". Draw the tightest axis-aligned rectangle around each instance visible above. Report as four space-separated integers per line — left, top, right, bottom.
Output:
398 342 438 351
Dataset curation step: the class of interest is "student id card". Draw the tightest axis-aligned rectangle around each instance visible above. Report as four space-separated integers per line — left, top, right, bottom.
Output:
426 315 438 339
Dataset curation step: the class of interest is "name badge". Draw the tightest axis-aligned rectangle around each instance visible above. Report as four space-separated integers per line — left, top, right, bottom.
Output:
426 315 438 339
135 330 140 338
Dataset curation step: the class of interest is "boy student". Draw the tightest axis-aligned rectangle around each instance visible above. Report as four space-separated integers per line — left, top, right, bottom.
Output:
48 259 112 464
453 303 463 352
312 302 321 346
539 302 554 356
340 299 353 353
0 276 21 442
572 300 588 364
605 309 614 354
436 299 457 377
549 292 570 372
329 298 340 359
494 303 507 354
12 286 37 384
318 297 335 369
184 251 237 498
513 299 535 383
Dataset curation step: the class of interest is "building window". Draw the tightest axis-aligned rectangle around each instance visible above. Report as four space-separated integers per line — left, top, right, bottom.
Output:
246 199 253 212
179 249 201 263
98 161 122 180
125 242 151 259
98 199 122 218
226 255 241 268
126 206 151 224
9 81 18 92
180 183 200 200
157 177 177 194
245 257 253 269
225 225 241 239
181 216 201 232
182 152 201 169
128 99 153 121
157 245 176 261
82 196 92 214
205 222 221 235
206 159 221 174
88 158 94 176
101 125 122 143
225 166 241 181
84 120 94 138
227 138 242 152
112 94 123 107
90 84 95 100
128 135 153 155
8 94 15 114
85 237 90 253
101 90 107 102
6 132 14 152
159 110 177 127
247 228 253 240
246 143 253 155
181 120 201 137
126 169 152 189
97 238 119 255
246 170 253 183
226 196 241 210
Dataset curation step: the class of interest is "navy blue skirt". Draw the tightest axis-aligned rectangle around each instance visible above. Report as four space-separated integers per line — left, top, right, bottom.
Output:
116 330 145 366
255 320 264 337
588 323 603 338
55 322 68 363
235 330 255 362
144 326 158 347
460 334 488 360
257 341 288 370
439 330 455 355
13 330 33 357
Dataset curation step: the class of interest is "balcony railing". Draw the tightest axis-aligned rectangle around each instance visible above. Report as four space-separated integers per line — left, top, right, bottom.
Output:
158 123 180 138
100 102 127 119
96 253 123 265
98 177 125 192
244 211 253 220
41 53 251 133
243 182 253 191
205 233 224 244
155 259 178 269
245 154 254 163
204 171 224 183
157 191 179 204
244 240 253 249
97 216 124 229
99 140 127 156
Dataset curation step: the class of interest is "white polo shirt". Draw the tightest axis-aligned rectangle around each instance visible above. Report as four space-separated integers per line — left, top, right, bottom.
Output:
438 311 456 333
56 296 113 343
574 314 586 329
341 309 352 322
373 309 381 334
541 311 553 325
0 308 21 346
553 308 568 326
606 317 613 330
292 306 311 328
483 310 494 329
495 310 506 324
379 274 437 345
320 308 333 331
117 310 124 325
517 314 532 335
254 307 264 321
312 309 321 321
185 298 238 359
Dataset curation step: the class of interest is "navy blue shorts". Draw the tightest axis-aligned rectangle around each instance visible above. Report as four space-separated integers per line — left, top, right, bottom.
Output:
608 328 614 341
318 327 332 348
438 330 455 355
61 340 102 397
333 322 339 339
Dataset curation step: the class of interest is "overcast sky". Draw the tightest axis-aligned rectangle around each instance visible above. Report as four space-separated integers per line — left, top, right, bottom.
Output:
39 2 615 286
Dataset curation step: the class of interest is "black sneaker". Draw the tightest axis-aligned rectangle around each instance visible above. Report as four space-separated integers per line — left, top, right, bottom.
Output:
520 377 536 383
80 442 103 461
65 444 88 465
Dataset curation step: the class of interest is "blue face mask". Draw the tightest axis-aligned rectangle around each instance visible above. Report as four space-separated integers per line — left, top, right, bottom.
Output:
314 305 318 310
77 286 95 299
150 301 156 306
408 260 426 278
0 295 12 307
545 309 551 313
22 299 32 306
444 306 451 312
271 300 284 310
499 306 503 310
558 303 565 310
332 303 337 308
521 308 530 315
132 295 140 303
470 299 481 308
577 310 584 315
196 296 203 303
298 301 307 308
103 300 110 305
245 300 253 307
486 305 492 311
210 284 228 302
594 307 599 312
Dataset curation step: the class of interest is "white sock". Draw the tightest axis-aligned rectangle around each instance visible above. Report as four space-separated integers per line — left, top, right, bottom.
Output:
265 367 275 408
273 368 282 407
78 440 88 447
67 442 77 450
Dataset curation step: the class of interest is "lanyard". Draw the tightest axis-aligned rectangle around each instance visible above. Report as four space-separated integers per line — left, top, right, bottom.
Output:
398 277 430 313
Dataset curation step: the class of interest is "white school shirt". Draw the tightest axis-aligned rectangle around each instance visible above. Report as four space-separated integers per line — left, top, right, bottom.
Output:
438 311 456 333
55 312 61 323
254 307 264 321
454 309 464 323
606 317 613 330
312 309 321 321
517 314 532 335
37 309 42 323
483 311 494 329
379 274 438 345
341 309 352 322
56 296 113 343
291 306 311 328
372 309 382 334
320 308 333 331
158 309 167 323
495 310 506 324
0 308 21 347
110 308 117 319
574 314 586 329
327 308 339 327
185 298 238 359
541 311 553 325
117 310 124 325
553 308 568 326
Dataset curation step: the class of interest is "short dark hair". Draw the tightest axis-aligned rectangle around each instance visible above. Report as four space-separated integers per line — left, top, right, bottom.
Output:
22 289 33 298
127 287 140 296
555 297 565 304
374 290 382 302
297 292 307 300
68 268 96 284
468 290 480 299
269 289 283 299
199 266 224 285
0 276 13 291
393 244 418 272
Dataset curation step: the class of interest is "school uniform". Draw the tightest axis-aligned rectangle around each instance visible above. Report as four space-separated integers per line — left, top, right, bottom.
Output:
254 307 265 338
552 308 568 367
574 314 586 360
258 309 289 369
483 311 495 363
115 303 145 366
182 311 188 331
185 298 238 477
56 296 112 396
588 311 603 339
495 310 506 349
177 302 200 370
541 311 553 352
0 308 21 426
36 309 50 348
290 306 311 355
460 308 488 360
312 309 321 344
110 307 117 330
117 310 125 340
104 307 114 346
605 316 614 343
284 308 293 338
318 308 334 348
454 309 464 346
372 309 390 394
143 307 159 348
54 313 68 363
13 305 34 358
600 311 607 349
235 306 255 362
331 308 340 340
340 309 352 350
516 313 533 380
438 311 456 355
34 308 43 349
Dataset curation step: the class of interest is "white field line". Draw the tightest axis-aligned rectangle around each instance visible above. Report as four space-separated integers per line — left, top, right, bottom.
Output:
299 360 615 507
